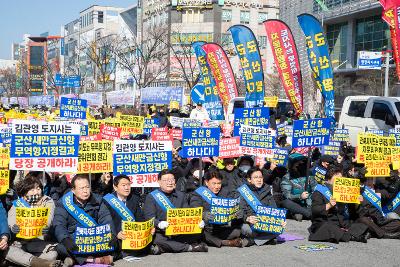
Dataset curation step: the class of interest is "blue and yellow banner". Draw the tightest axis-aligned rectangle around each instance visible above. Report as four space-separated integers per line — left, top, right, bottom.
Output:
298 14 335 118
192 41 224 120
229 25 264 108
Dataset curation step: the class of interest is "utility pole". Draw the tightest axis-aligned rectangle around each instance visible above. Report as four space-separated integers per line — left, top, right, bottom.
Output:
384 50 390 97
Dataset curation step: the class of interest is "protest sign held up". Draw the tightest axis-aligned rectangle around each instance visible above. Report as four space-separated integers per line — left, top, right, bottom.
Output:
122 219 154 250
166 207 203 235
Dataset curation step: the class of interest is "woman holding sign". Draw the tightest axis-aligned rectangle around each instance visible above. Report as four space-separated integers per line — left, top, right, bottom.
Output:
238 167 286 247
5 174 62 267
190 171 242 247
309 167 369 243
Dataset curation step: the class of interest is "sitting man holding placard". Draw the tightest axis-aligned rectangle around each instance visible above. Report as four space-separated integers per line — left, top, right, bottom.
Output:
6 174 61 267
53 174 115 266
190 171 243 247
238 167 287 247
100 174 155 258
309 167 370 243
144 169 207 254
0 201 10 265
357 177 400 239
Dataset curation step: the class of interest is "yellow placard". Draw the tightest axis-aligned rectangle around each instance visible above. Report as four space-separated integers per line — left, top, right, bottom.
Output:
169 100 180 110
365 156 390 177
77 141 113 173
333 177 360 204
119 115 144 135
16 207 49 239
0 148 9 168
122 219 154 250
166 207 203 236
264 96 278 108
356 134 395 163
88 120 102 136
0 170 9 195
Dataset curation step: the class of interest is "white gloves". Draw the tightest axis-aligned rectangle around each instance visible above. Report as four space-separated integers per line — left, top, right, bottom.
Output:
158 221 169 230
199 220 205 229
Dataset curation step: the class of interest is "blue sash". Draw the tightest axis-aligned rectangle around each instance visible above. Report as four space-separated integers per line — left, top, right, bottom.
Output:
383 191 400 214
103 193 135 222
195 186 216 205
62 191 97 227
314 184 332 201
362 186 384 215
237 184 262 212
13 198 31 208
150 190 175 212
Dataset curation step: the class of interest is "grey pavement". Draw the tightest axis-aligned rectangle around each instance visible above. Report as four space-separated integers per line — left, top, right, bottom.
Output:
114 220 400 267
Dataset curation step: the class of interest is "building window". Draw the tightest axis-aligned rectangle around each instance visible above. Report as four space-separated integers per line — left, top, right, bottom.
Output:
98 11 104 23
258 36 267 49
326 22 348 69
240 11 250 24
222 9 232 22
258 12 267 24
355 15 389 65
313 0 352 12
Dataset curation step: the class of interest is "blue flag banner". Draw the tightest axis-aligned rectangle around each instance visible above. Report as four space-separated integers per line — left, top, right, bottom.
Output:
60 97 87 119
233 107 269 136
192 41 224 120
292 118 330 148
181 127 220 157
210 197 240 225
298 14 335 118
74 224 113 254
321 139 341 156
252 205 287 234
332 129 350 142
240 125 276 149
0 126 12 146
229 25 265 108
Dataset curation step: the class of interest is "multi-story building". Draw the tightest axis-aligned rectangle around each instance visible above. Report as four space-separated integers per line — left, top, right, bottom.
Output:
142 0 279 93
63 5 134 93
280 0 393 113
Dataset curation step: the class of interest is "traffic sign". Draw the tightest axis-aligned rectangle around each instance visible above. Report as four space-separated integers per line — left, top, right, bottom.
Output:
191 84 205 104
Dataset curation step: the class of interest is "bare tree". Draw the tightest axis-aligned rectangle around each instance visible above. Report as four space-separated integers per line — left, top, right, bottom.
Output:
0 67 17 97
115 27 169 90
81 34 121 91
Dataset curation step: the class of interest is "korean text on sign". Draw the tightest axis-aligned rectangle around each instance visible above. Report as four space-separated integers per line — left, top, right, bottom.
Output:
78 141 113 174
292 118 330 148
16 207 49 239
210 197 240 225
252 205 287 234
333 177 360 204
113 140 172 187
233 107 269 136
10 120 80 172
240 125 276 149
74 224 113 254
166 207 203 236
122 219 154 250
60 97 87 119
182 127 220 158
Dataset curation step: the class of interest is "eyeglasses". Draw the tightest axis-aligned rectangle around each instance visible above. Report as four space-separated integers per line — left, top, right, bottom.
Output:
160 179 175 183
251 176 263 180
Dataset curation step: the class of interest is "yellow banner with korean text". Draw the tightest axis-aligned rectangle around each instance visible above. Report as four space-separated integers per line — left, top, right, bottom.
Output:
333 177 360 204
77 141 113 173
121 218 154 250
16 207 49 239
166 207 203 236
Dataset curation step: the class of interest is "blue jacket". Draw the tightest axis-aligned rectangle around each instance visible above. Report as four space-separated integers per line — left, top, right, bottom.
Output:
52 193 114 242
281 174 317 206
0 202 10 239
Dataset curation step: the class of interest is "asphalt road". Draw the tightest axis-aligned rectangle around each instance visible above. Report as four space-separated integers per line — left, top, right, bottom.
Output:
114 220 400 267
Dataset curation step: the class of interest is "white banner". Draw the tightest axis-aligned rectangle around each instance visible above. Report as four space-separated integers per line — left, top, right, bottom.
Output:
106 90 134 106
80 92 103 106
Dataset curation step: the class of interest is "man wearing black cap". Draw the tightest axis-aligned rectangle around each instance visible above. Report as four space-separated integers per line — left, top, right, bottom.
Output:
190 103 210 121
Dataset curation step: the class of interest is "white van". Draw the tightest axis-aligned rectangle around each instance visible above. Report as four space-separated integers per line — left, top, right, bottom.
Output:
226 97 292 123
338 96 400 146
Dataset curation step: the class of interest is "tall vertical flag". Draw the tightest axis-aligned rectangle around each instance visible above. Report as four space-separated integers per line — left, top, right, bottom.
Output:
380 0 400 80
264 19 304 114
298 14 335 119
192 42 225 120
228 25 265 108
202 43 239 114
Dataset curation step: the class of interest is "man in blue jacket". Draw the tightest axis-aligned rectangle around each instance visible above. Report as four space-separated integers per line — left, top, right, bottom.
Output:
0 202 10 264
53 174 115 266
